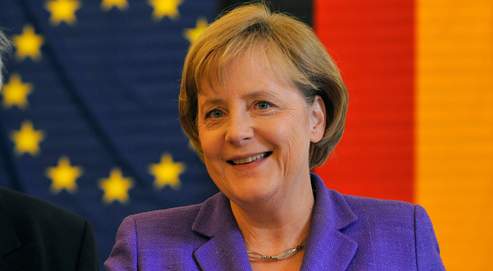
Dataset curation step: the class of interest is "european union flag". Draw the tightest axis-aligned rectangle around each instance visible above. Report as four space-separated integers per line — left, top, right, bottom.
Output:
0 0 219 265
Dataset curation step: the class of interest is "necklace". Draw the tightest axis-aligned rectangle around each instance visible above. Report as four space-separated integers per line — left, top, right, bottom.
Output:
247 241 305 262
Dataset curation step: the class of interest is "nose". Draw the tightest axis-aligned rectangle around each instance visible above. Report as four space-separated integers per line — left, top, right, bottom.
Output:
225 110 253 146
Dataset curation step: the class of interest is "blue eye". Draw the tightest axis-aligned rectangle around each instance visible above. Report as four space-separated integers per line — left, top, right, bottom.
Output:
256 101 272 110
205 109 224 119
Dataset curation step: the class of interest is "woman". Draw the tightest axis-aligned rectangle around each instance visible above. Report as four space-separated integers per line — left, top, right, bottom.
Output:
105 3 444 270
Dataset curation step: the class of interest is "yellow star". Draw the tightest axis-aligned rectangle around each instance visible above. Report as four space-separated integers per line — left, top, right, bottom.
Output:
46 156 82 193
10 121 45 156
46 0 80 25
101 0 128 10
148 0 182 20
184 18 208 44
99 168 133 203
149 153 185 189
1 74 33 109
12 25 44 60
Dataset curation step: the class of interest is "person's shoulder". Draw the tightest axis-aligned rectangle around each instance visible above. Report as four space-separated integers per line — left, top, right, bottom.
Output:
338 191 418 229
0 188 98 270
121 199 207 239
128 202 202 226
126 191 224 225
343 192 416 213
331 191 444 269
0 187 86 228
119 192 226 241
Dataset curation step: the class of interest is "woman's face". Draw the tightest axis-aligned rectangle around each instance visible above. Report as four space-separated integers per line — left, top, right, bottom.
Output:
197 50 325 205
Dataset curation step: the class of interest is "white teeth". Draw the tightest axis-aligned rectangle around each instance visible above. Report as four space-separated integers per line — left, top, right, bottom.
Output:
232 153 266 165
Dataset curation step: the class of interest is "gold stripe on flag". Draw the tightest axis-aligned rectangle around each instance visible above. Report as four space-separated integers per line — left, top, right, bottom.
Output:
417 0 493 269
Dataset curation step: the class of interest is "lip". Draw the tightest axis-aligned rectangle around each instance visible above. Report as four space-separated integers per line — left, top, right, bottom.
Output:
225 151 272 169
225 151 271 162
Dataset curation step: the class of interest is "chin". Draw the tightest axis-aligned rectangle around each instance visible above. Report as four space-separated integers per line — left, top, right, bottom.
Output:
227 179 279 206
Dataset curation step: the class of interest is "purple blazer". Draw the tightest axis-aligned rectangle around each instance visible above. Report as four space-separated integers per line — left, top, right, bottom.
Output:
105 175 445 270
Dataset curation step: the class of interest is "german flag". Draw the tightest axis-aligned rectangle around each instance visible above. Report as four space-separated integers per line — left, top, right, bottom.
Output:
221 0 492 269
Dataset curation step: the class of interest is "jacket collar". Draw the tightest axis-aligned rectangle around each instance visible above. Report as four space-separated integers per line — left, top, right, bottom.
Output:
192 193 252 271
191 174 358 271
300 174 358 271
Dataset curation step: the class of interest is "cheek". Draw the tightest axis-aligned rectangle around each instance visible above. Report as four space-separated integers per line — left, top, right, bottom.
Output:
199 135 214 158
267 114 311 162
198 128 224 164
198 123 213 150
200 136 222 183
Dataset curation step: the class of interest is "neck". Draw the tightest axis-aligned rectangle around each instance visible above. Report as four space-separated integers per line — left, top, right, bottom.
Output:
230 175 314 255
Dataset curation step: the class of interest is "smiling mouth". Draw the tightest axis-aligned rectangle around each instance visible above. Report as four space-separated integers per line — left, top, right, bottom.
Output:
227 151 273 165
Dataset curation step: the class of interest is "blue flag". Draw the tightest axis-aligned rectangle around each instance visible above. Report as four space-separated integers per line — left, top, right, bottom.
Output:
0 0 218 265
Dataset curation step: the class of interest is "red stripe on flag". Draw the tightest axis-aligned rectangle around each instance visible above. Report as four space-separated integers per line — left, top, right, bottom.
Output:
314 0 415 202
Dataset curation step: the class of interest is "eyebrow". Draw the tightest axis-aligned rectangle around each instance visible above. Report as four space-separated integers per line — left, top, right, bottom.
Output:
198 98 223 111
244 90 281 101
199 90 281 106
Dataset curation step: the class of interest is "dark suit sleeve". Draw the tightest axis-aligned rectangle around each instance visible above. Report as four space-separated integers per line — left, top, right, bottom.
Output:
77 221 99 271
414 205 446 270
104 216 138 271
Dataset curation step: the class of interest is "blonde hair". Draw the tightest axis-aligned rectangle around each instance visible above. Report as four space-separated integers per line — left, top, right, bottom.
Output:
179 3 348 168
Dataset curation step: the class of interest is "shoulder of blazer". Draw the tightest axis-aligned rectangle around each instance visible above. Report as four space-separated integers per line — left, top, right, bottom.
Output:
116 192 229 250
124 199 206 238
340 192 417 230
0 187 86 229
0 187 99 270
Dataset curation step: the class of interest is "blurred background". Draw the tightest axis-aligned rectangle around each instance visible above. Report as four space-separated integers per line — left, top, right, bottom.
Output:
0 0 491 269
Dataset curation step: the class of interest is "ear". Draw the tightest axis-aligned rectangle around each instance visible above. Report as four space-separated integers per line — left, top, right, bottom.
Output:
309 96 326 143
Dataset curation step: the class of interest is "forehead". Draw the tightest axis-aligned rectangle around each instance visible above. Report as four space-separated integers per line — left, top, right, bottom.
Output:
197 46 295 98
196 52 309 115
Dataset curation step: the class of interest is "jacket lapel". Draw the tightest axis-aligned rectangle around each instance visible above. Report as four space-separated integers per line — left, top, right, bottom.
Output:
192 194 251 271
190 175 358 271
301 175 359 271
